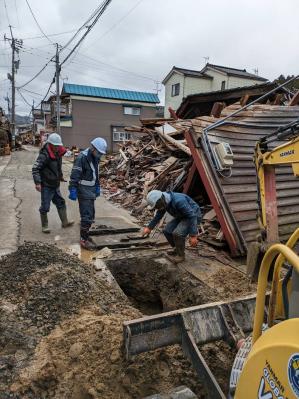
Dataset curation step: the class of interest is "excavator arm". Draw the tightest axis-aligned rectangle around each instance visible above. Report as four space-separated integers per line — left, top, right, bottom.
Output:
255 118 299 243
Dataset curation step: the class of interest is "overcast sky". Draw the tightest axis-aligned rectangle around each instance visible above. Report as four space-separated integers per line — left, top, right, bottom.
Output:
0 0 298 115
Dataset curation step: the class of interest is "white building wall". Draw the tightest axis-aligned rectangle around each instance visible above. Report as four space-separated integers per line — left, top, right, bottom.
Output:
204 69 229 91
184 76 212 96
164 73 185 117
164 73 212 117
227 75 264 89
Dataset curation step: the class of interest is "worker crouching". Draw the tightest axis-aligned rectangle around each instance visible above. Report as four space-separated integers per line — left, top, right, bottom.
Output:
143 190 201 263
68 137 107 250
32 133 74 233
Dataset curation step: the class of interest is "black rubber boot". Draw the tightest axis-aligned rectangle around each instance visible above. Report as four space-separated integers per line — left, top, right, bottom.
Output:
80 227 97 250
167 235 185 263
40 213 51 234
57 207 74 228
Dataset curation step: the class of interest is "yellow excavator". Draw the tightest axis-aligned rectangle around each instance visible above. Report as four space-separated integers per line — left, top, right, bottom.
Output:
124 117 299 398
232 118 299 398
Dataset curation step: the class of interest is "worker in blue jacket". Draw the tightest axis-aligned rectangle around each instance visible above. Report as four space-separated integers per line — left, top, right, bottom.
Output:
142 190 201 263
68 137 107 250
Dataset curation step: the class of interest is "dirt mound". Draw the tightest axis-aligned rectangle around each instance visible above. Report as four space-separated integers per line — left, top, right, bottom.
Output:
0 242 205 398
12 308 202 399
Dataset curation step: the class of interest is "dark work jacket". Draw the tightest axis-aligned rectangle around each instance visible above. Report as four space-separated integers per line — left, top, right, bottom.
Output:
69 148 99 200
32 144 63 188
148 192 201 236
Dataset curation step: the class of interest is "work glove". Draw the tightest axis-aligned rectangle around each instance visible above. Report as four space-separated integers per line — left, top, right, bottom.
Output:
68 187 78 201
189 235 198 247
95 185 101 198
142 227 151 237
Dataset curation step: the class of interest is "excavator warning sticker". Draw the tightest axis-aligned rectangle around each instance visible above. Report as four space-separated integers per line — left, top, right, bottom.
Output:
288 353 299 397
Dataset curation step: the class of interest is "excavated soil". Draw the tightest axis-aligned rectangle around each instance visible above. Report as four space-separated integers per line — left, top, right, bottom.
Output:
0 242 249 398
0 242 205 399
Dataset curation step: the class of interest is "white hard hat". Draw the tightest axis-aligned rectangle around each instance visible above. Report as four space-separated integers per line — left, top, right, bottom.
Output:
147 190 163 209
47 133 63 146
91 137 107 154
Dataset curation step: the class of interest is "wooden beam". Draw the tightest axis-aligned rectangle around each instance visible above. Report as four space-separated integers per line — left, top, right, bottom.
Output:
210 102 224 118
289 90 299 106
183 163 197 193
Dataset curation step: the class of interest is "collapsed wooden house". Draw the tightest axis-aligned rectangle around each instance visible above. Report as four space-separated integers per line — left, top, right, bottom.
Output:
102 96 299 256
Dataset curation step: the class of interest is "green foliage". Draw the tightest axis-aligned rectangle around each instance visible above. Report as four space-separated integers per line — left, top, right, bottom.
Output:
275 74 299 90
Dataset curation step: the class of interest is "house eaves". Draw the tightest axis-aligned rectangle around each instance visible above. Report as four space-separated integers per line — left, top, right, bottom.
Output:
62 83 159 104
201 63 268 82
162 66 213 85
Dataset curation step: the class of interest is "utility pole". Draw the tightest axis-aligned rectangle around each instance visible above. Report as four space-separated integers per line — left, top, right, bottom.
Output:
4 26 22 149
55 43 61 134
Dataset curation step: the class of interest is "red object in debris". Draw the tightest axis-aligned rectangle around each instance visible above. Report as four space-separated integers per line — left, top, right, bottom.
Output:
168 107 179 120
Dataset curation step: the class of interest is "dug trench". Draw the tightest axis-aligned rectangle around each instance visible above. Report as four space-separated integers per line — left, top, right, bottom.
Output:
105 255 220 315
0 242 253 398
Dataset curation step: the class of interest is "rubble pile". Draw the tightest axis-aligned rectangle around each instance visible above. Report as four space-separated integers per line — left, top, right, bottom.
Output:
100 117 224 243
100 119 193 225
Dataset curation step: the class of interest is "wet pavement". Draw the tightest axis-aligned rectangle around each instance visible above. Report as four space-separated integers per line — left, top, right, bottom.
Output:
0 146 138 258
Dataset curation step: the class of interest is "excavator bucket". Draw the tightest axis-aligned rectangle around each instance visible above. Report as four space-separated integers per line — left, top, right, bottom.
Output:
123 294 266 399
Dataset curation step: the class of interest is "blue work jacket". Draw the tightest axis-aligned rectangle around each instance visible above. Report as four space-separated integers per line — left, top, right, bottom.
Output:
148 192 201 236
69 148 99 200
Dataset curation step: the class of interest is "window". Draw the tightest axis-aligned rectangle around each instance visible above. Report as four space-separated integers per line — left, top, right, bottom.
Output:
171 83 180 97
123 106 141 115
221 81 226 91
113 129 132 142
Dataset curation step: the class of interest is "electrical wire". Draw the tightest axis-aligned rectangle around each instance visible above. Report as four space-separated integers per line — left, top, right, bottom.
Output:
17 57 54 89
60 1 111 52
3 0 11 25
21 30 78 41
85 0 144 50
14 0 20 28
17 88 33 107
60 0 112 66
19 87 44 97
25 0 53 44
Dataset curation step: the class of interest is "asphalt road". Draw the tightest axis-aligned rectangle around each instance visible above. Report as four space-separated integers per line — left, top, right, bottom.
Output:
0 146 136 257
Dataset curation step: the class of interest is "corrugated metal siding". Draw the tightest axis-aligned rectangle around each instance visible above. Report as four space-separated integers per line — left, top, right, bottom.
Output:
191 104 299 249
63 83 159 103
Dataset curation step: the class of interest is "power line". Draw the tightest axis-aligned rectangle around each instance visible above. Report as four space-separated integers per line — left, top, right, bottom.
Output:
85 0 144 50
60 1 111 52
17 57 54 89
14 0 20 27
3 0 11 25
21 29 78 41
25 0 53 44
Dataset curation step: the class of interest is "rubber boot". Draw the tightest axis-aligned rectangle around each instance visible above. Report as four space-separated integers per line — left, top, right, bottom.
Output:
163 231 176 255
57 207 74 228
80 228 97 250
167 235 185 264
40 213 51 234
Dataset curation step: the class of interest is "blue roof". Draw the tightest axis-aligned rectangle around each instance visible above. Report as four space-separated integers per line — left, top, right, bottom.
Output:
62 83 159 104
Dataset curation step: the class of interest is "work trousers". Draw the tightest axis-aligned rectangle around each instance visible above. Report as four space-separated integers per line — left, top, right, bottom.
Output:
39 186 65 214
79 198 95 239
163 209 201 247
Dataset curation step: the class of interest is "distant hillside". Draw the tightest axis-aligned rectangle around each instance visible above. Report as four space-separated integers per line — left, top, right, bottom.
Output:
15 114 32 126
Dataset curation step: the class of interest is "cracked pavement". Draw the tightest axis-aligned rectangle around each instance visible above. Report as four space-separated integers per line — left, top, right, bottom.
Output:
0 146 137 257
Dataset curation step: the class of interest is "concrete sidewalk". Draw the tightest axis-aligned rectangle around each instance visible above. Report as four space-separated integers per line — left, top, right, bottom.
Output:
0 146 138 257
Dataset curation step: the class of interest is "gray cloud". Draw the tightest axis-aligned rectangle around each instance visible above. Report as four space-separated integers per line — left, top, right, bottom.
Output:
1 0 298 115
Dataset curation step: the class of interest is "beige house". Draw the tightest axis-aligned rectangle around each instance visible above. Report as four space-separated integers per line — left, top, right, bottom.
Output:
162 63 268 117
